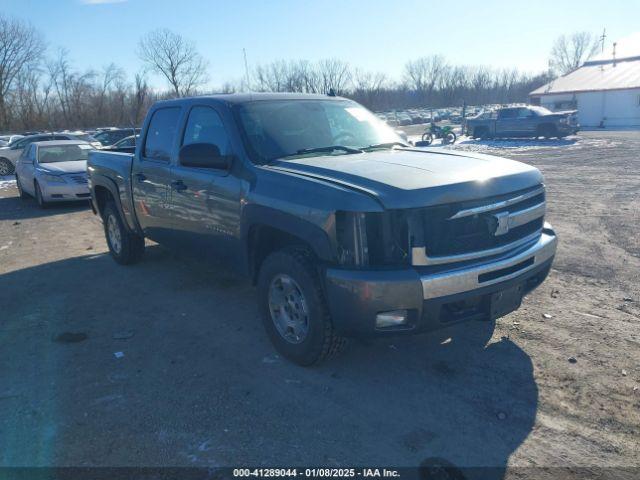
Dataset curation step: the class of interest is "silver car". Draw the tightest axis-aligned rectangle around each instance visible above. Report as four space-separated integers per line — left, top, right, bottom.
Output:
15 140 94 207
0 132 100 175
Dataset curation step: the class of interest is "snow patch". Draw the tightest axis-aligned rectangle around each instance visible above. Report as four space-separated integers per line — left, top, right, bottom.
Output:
0 175 16 190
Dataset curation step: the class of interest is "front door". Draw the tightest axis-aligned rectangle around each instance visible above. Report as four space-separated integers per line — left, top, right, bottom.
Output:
131 106 182 243
168 105 243 267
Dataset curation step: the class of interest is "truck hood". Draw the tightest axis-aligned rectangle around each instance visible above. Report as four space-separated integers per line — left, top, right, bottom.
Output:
267 148 543 210
38 160 87 174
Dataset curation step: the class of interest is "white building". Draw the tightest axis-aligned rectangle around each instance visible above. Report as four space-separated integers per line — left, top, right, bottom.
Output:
530 32 640 128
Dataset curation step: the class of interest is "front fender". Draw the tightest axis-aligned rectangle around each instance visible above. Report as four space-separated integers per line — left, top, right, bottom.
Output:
241 204 335 270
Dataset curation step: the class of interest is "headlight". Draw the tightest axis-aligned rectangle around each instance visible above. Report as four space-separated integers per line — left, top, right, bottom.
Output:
335 211 410 267
335 212 369 266
40 173 66 183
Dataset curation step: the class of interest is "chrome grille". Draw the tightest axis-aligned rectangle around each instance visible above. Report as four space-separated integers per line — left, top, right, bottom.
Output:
412 185 546 266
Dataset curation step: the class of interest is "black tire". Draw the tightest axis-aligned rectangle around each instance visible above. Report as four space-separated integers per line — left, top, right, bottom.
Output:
0 158 14 176
538 124 557 139
16 175 28 199
421 132 434 145
34 181 47 208
443 132 457 144
258 247 345 366
102 201 145 265
473 127 490 140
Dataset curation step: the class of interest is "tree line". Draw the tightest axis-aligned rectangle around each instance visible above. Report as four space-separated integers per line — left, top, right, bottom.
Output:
0 14 600 133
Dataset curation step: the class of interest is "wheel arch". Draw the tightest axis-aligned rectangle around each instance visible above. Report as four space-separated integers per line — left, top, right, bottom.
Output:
242 205 335 284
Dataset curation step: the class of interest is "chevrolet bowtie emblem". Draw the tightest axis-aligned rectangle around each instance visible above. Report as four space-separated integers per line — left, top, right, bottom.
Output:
493 211 510 236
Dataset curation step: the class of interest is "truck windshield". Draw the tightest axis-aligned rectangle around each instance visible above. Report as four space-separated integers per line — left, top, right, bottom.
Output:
236 99 403 163
38 144 93 163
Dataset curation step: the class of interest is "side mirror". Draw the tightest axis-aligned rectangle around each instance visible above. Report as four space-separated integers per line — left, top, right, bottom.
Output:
179 143 231 170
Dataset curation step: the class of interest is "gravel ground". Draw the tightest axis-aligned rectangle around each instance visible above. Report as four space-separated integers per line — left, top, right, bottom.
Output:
0 131 638 478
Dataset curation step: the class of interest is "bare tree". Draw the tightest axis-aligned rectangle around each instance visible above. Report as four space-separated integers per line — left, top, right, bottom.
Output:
403 55 447 103
137 28 208 97
0 14 45 129
549 32 599 75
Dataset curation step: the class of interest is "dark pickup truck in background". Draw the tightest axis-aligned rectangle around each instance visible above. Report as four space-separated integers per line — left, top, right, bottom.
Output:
88 93 557 365
465 105 579 139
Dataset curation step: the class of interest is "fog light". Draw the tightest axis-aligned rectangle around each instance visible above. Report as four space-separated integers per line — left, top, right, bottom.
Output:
375 309 408 328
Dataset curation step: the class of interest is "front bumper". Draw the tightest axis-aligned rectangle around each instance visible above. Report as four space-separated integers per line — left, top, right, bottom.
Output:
41 181 90 202
324 224 557 337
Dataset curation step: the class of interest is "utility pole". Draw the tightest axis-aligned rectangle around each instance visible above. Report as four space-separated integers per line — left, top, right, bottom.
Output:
242 48 250 91
599 28 607 53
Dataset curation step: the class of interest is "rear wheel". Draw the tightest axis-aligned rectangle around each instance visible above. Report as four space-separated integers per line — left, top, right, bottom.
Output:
473 127 490 140
258 248 345 366
0 158 14 176
421 132 434 145
103 201 145 265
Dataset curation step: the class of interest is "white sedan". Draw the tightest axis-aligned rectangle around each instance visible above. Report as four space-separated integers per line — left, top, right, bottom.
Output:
15 140 95 207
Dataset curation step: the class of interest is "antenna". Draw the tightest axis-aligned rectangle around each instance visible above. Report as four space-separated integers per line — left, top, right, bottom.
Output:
242 48 250 91
599 28 607 53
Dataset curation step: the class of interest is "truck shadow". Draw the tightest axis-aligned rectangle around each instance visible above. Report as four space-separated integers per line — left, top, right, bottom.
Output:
0 193 91 221
0 249 536 477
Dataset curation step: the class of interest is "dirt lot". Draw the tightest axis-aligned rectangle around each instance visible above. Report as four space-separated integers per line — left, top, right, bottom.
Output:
0 131 638 478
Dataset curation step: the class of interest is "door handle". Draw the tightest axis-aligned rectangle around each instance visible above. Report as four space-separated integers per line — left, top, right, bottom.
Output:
171 180 188 192
134 173 146 182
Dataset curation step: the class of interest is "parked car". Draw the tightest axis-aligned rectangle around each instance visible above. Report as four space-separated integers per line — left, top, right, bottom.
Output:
0 132 99 175
88 93 557 366
102 135 139 151
465 105 579 139
92 128 140 147
15 140 94 207
0 134 24 145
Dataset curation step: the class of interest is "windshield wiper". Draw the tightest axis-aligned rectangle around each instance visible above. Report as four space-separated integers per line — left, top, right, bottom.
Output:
362 142 408 150
295 145 363 155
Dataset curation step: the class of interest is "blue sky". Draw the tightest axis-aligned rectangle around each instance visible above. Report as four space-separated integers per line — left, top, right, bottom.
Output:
2 0 638 89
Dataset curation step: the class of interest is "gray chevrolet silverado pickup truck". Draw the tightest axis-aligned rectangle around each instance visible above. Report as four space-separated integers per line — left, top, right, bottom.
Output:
465 105 579 139
88 93 557 365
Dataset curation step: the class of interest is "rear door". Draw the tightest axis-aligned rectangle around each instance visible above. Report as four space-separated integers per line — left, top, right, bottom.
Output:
168 105 243 265
515 107 538 136
131 106 182 243
495 108 520 136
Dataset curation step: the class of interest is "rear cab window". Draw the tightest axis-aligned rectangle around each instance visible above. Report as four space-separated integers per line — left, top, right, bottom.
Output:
143 107 181 161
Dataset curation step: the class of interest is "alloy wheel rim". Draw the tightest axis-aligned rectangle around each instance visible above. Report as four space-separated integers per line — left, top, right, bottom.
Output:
0 160 10 176
268 274 309 344
107 214 122 254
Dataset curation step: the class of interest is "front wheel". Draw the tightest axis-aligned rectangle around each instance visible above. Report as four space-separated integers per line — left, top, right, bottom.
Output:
258 248 345 366
34 181 47 208
443 132 457 144
16 175 28 199
421 132 434 145
103 202 145 265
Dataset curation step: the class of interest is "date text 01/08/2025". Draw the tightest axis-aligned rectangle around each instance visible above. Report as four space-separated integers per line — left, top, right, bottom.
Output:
233 468 401 478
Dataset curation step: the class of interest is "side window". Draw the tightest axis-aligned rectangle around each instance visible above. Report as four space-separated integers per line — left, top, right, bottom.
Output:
143 107 181 161
517 108 532 118
498 109 516 119
182 106 232 155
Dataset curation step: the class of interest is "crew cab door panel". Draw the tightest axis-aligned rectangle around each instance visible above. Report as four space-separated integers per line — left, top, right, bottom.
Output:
132 106 182 242
168 105 243 267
